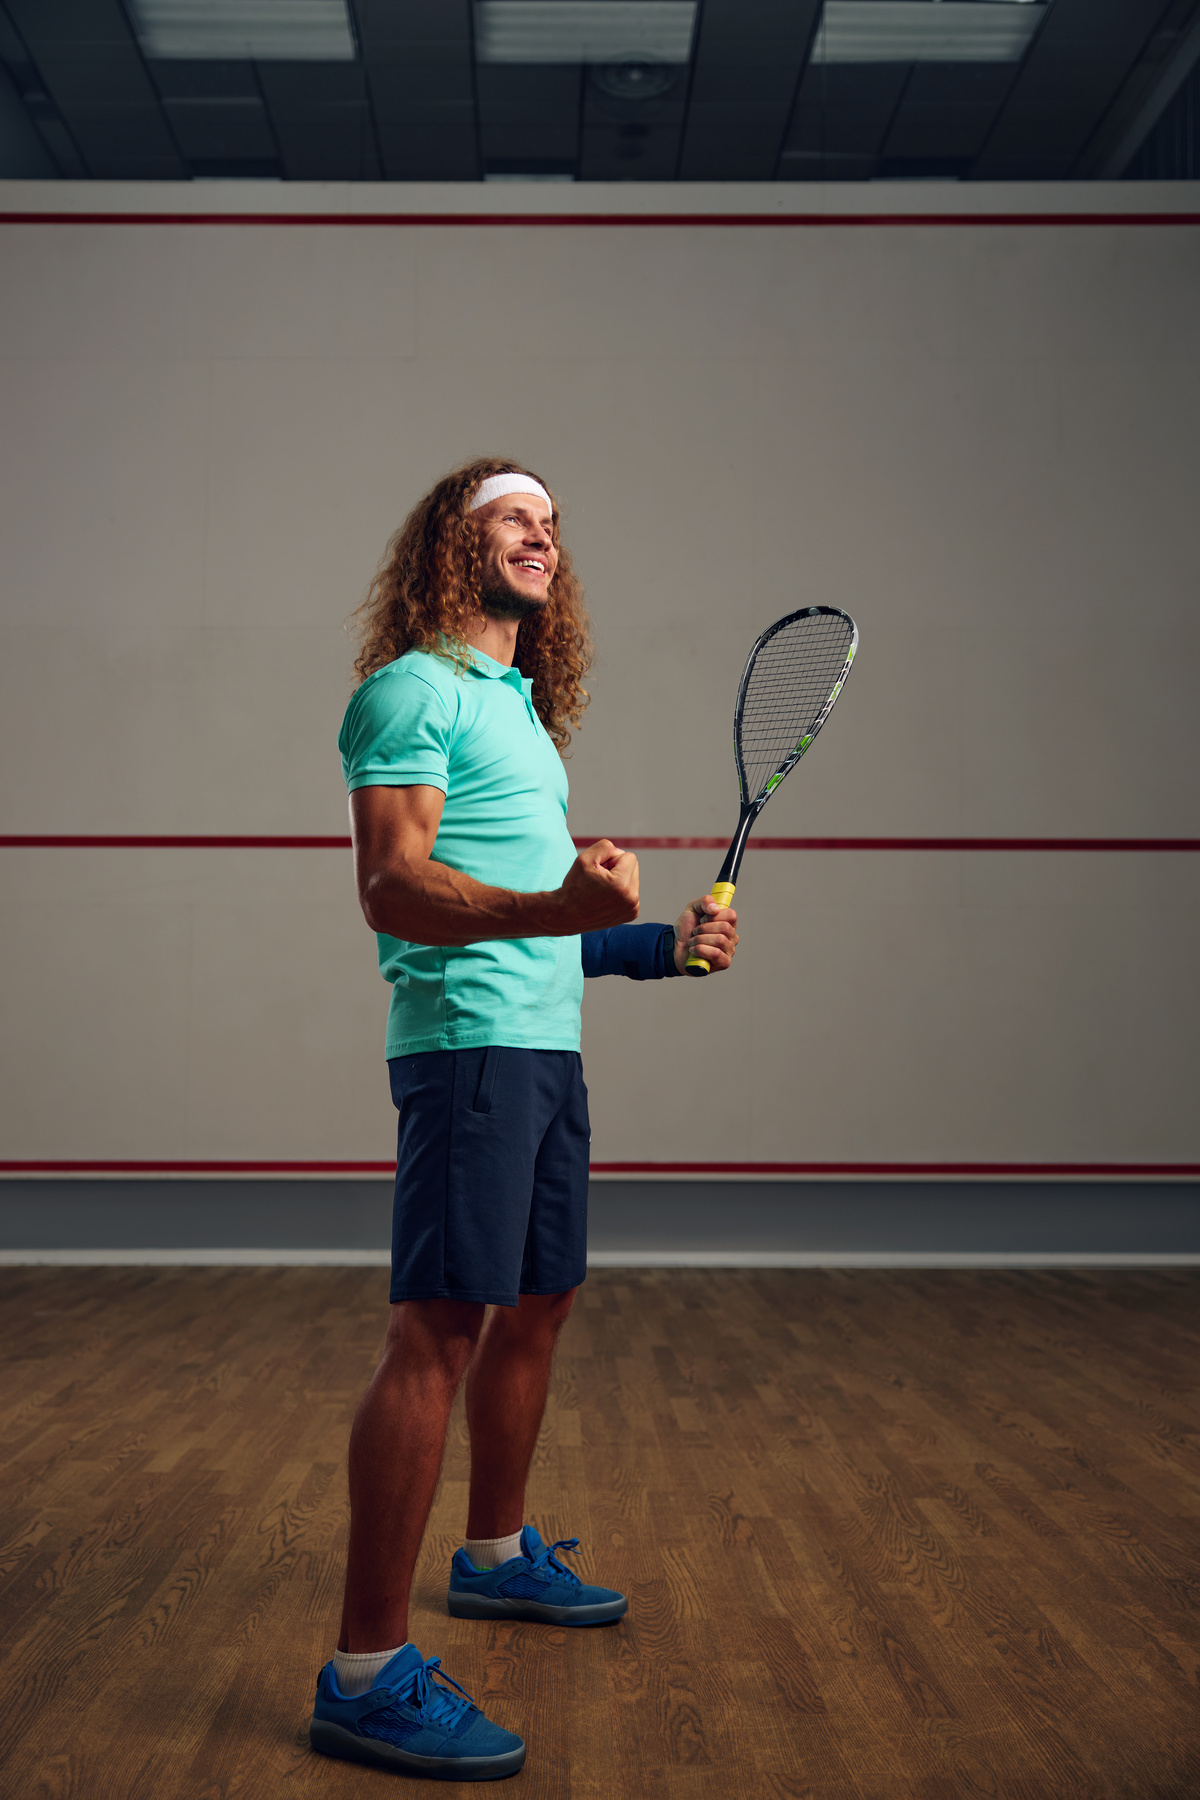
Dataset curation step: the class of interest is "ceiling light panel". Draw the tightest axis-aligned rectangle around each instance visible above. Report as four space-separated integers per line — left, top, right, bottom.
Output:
811 1 1044 65
474 2 697 66
131 1 356 62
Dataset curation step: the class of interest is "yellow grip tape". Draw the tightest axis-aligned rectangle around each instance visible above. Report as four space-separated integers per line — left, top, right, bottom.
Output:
685 880 737 977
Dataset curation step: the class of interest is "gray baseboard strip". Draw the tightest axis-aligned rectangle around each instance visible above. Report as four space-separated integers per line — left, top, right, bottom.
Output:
0 1179 1196 1267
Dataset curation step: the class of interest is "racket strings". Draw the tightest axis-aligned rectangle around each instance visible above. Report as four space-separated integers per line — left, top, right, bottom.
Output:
737 612 854 801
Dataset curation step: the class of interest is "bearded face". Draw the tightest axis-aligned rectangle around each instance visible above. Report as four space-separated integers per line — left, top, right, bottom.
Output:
479 580 546 623
471 494 558 623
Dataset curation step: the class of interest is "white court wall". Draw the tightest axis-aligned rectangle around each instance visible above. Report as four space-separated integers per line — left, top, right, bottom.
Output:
0 182 1197 1168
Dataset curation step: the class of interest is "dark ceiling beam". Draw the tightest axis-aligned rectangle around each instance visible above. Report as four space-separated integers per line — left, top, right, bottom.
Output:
5 0 185 178
1074 0 1200 173
257 63 379 181
779 64 906 183
352 0 478 180
883 63 1017 176
972 0 1180 178
679 0 823 179
477 64 580 175
0 3 79 174
0 53 56 175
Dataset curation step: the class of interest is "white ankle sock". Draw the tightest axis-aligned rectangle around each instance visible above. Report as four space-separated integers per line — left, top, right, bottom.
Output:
331 1644 409 1698
463 1530 523 1569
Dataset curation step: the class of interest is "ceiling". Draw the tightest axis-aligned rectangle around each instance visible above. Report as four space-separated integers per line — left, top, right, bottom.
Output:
0 0 1198 185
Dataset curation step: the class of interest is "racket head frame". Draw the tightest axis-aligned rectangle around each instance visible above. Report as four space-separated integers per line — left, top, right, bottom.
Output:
716 605 858 889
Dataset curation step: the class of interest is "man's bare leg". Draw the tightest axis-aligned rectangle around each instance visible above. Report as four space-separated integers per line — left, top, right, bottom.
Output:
338 1297 484 1652
463 1289 578 1540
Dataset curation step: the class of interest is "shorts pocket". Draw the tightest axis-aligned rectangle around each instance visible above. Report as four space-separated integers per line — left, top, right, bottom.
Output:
470 1046 503 1116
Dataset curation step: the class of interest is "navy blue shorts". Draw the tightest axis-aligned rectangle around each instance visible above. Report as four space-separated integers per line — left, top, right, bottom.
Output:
387 1047 590 1307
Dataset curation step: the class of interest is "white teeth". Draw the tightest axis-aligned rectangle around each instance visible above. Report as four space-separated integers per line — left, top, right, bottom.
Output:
515 559 544 572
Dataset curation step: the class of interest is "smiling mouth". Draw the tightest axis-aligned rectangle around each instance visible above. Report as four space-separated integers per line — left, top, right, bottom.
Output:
511 558 547 575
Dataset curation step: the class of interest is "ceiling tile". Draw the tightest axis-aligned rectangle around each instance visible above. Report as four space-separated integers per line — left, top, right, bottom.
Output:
268 104 377 178
373 104 479 178
479 64 581 163
679 0 821 178
355 0 471 50
148 60 260 99
974 0 1176 175
162 96 277 160
367 55 475 111
255 60 366 104
785 63 909 158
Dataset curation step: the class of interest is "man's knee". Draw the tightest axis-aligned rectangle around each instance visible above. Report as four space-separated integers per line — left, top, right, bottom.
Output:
386 1297 486 1380
506 1287 579 1341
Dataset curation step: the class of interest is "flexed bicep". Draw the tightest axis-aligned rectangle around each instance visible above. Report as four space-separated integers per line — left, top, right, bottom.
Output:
349 784 446 931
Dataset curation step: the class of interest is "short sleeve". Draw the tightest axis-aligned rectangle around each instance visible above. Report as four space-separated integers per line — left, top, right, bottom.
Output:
338 666 454 795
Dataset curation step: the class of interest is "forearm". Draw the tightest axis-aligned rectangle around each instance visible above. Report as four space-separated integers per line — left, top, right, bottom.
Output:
362 856 568 947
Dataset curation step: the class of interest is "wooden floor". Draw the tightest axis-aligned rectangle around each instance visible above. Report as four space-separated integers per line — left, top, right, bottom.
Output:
2 1269 1199 1799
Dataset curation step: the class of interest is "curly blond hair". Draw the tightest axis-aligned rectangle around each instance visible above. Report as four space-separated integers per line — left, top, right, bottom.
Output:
351 456 592 754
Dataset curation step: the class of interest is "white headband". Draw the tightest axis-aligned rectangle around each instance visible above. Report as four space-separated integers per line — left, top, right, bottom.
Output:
469 471 554 515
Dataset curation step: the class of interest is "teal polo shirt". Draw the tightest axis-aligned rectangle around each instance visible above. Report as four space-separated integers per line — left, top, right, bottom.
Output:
338 646 583 1057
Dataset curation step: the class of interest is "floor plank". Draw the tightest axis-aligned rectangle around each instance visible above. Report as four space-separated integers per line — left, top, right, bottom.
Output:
1 1267 1198 1798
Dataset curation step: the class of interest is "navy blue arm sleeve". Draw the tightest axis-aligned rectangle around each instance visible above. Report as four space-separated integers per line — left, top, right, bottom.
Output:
581 922 680 980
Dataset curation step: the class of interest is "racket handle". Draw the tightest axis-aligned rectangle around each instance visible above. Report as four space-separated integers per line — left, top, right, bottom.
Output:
684 881 737 977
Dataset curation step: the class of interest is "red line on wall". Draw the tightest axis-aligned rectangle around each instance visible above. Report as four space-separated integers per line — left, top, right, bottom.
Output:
0 835 354 849
2 212 1199 230
0 1161 399 1175
2 835 1197 853
580 837 1200 853
1 1160 1196 1178
589 1161 1200 1177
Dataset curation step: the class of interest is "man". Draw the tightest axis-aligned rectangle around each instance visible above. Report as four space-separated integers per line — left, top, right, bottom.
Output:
310 458 738 1780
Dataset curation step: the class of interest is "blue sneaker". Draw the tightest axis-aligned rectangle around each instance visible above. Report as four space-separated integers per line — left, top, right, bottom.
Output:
448 1524 628 1626
309 1644 525 1781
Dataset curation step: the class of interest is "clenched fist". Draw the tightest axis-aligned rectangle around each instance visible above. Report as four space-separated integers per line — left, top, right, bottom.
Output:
552 839 640 934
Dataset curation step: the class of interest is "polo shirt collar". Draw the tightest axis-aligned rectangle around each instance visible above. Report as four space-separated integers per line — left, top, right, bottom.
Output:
465 646 533 697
